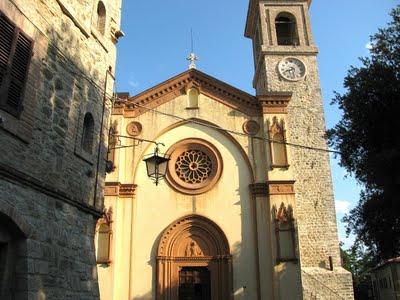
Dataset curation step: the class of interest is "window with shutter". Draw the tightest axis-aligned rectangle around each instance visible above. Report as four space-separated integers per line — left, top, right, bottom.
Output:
0 12 33 118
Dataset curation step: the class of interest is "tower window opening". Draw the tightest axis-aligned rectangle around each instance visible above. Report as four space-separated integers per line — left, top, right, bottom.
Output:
96 1 106 35
275 13 299 46
82 113 95 154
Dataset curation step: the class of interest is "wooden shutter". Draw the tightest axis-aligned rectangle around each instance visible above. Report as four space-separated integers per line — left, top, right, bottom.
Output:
0 12 33 117
0 14 14 95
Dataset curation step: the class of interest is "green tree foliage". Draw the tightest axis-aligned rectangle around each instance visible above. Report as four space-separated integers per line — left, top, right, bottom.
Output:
328 6 400 260
341 243 377 299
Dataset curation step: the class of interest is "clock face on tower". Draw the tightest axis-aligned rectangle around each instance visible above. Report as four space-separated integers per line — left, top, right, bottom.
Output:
278 57 307 81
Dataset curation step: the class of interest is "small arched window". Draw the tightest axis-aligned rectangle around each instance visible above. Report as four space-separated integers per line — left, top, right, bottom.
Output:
96 1 106 35
269 117 289 168
82 113 95 154
275 13 298 46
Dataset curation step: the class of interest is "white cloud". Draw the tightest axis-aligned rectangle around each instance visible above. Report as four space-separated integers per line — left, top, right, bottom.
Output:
365 42 373 50
336 200 351 214
129 80 140 88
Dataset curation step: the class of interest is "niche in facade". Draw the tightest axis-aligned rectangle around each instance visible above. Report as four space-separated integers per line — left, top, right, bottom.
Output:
269 117 289 168
273 203 297 263
187 88 199 109
96 208 112 264
96 1 106 35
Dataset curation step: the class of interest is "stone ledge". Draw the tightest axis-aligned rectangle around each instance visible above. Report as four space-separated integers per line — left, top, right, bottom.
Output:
0 163 102 218
55 0 90 38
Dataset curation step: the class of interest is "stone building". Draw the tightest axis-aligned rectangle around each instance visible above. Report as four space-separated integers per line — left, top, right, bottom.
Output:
97 0 354 299
371 257 400 300
0 0 122 298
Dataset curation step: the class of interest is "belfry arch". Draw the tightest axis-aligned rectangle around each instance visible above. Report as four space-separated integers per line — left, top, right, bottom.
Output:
156 214 233 300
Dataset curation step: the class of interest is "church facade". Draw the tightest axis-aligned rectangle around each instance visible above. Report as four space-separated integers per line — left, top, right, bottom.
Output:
98 0 354 299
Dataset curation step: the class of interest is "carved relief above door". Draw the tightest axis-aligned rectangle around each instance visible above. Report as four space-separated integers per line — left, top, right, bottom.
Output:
157 215 233 300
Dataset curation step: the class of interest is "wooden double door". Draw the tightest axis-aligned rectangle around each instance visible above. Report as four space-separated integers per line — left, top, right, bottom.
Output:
179 267 211 300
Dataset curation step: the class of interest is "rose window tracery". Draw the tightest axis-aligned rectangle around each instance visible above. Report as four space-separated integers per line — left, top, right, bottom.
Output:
175 150 212 184
166 139 223 195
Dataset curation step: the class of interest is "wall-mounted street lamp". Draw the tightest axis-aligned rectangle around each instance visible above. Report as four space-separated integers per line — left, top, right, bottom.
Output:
143 145 170 186
106 132 169 186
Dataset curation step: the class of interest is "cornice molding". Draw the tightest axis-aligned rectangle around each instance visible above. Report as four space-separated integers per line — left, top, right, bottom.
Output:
258 92 292 114
267 180 296 195
105 182 137 197
0 163 102 218
113 69 261 117
250 180 296 196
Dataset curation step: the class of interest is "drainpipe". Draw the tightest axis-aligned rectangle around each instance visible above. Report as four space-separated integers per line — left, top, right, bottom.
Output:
93 66 115 208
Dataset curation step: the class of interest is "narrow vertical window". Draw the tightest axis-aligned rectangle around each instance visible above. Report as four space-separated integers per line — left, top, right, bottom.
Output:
96 1 106 35
106 121 119 172
82 113 95 154
275 13 299 46
269 117 289 168
0 12 33 117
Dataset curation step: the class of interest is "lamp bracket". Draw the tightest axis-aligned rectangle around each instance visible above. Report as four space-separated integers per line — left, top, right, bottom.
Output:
108 134 165 150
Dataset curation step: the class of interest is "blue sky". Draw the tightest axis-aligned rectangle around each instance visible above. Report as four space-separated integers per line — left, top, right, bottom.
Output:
115 0 398 248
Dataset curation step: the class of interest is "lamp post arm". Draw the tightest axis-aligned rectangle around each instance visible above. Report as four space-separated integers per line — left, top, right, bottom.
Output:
110 134 165 147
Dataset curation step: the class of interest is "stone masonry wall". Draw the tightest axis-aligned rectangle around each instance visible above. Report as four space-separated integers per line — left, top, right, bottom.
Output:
0 0 121 208
251 1 354 297
262 53 354 298
0 0 122 298
263 54 342 268
0 179 100 299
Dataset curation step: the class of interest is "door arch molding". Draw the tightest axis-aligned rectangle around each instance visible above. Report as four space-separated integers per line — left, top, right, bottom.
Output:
156 214 233 299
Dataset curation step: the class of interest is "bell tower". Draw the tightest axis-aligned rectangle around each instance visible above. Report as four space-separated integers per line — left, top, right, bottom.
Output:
245 0 354 299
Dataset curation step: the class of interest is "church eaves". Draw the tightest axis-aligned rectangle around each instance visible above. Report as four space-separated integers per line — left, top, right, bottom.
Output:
113 69 261 118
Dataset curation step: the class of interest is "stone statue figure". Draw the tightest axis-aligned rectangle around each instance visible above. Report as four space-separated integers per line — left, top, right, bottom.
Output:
185 241 203 257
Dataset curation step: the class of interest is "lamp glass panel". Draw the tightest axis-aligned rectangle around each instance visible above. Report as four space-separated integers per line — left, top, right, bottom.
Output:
144 156 157 177
157 157 169 177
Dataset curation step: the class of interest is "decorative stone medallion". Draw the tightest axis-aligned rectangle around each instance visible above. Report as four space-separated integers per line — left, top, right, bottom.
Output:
126 121 142 136
166 139 223 195
243 120 260 135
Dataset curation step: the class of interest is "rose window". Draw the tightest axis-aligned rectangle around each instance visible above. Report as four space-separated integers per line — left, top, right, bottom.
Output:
166 139 223 195
175 150 212 184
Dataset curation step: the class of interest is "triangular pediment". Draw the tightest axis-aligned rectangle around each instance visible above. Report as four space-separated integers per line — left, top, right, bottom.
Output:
113 69 261 117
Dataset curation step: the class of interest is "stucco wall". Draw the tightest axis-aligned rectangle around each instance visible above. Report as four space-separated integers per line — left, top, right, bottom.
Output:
102 93 264 299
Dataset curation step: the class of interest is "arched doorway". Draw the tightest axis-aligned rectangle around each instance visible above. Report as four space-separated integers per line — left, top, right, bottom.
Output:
0 212 27 299
157 215 233 300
